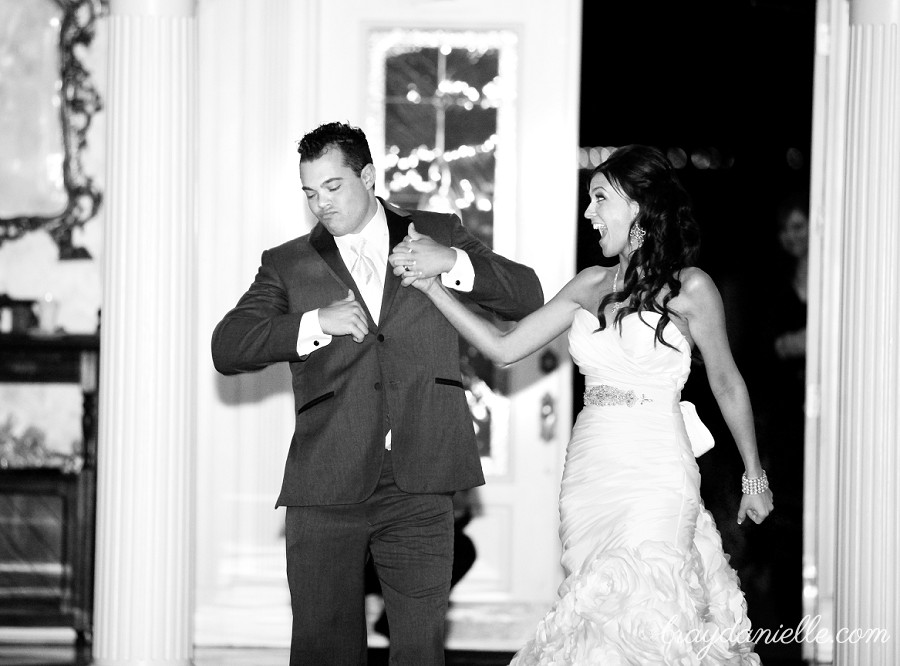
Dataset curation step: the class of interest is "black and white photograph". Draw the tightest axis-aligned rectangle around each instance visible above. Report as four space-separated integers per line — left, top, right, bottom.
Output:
0 1 896 665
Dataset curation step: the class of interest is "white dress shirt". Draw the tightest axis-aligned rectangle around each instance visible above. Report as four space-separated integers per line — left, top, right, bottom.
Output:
296 200 475 356
334 204 389 324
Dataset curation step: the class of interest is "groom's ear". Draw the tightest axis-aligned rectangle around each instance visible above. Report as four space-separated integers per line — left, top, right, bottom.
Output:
361 163 376 190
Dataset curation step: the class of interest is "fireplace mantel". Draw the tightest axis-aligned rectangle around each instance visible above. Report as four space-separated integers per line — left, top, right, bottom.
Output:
0 332 99 645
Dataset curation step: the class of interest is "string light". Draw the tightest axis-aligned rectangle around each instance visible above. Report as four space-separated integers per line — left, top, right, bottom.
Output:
401 76 503 110
380 36 508 216
385 133 499 203
578 145 744 171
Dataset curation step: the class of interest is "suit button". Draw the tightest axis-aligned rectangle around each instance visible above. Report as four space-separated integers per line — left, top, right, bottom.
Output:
377 334 385 342
374 382 381 390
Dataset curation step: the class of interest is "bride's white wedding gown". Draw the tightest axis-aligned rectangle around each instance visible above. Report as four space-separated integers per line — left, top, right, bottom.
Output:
510 309 760 665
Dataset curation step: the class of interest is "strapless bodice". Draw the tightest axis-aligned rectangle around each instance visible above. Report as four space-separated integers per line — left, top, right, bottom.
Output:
568 308 691 396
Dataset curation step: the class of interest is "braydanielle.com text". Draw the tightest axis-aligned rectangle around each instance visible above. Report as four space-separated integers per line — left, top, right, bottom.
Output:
662 614 891 659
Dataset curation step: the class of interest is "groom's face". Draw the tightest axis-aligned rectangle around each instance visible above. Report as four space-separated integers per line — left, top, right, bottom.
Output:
300 147 377 237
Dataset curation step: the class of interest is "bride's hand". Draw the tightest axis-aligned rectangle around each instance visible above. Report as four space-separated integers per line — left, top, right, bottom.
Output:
389 222 456 288
737 490 774 525
388 257 441 294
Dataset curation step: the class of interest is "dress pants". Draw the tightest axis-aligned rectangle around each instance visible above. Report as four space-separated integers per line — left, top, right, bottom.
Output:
284 450 454 665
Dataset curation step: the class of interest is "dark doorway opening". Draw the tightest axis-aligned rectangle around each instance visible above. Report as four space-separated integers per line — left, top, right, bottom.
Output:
576 2 816 663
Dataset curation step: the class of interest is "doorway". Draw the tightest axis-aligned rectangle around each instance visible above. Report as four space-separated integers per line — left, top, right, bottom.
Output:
577 2 816 664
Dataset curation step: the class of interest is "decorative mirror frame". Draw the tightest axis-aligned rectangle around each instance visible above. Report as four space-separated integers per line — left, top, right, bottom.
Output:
0 0 104 258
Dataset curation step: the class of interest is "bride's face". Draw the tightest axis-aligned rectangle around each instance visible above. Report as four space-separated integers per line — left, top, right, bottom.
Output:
584 173 639 258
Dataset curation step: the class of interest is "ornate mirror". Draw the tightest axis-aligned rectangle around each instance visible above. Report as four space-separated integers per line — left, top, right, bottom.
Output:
0 0 104 258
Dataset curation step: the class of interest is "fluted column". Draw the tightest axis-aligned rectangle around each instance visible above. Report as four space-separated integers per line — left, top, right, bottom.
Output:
806 2 850 662
94 1 197 664
834 1 900 664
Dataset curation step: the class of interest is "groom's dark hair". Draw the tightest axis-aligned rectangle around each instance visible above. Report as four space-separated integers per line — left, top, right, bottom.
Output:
297 121 374 176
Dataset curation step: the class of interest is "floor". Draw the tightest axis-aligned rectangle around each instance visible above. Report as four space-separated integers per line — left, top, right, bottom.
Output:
0 594 535 665
0 638 811 666
0 644 518 666
0 602 810 666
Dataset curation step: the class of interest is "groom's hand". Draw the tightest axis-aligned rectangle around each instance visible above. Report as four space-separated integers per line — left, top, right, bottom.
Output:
318 290 369 343
389 222 456 287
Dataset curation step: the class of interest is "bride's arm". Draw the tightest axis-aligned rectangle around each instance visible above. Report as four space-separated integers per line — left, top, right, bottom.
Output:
680 267 774 524
417 267 606 366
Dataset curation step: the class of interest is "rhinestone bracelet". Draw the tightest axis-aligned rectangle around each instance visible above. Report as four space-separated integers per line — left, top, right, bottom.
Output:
741 470 769 495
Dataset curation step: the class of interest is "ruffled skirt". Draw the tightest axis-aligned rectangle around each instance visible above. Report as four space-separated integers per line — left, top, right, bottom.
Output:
510 405 760 665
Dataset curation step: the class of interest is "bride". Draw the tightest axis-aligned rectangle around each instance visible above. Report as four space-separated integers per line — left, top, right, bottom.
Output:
390 144 773 664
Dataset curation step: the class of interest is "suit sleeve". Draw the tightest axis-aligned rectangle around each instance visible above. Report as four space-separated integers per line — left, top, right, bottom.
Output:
446 214 544 320
211 249 305 375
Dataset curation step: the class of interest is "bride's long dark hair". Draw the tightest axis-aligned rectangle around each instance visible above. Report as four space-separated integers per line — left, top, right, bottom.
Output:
594 145 701 348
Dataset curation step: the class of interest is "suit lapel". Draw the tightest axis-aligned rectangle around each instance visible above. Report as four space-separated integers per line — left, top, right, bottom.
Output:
309 223 378 325
309 203 410 328
379 207 410 323
309 223 352 286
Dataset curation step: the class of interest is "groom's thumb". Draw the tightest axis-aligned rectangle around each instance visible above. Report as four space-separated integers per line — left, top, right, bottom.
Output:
344 289 355 301
407 222 422 239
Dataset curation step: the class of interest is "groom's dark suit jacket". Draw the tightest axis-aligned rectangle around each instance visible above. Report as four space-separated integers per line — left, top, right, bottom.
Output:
212 200 543 506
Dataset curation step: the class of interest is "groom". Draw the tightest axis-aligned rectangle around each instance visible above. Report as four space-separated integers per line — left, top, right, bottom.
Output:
211 121 543 665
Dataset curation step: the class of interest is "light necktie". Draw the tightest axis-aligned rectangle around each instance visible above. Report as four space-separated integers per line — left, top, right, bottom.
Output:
351 239 378 287
350 238 382 322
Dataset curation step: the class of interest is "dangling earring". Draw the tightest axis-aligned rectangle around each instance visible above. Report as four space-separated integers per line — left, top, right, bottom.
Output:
629 224 646 250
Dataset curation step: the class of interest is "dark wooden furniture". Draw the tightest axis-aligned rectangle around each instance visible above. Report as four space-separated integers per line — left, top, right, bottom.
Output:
0 333 99 645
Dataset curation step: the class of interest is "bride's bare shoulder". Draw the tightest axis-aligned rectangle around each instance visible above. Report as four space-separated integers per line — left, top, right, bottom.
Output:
678 267 719 298
670 266 722 317
573 265 612 287
560 266 612 311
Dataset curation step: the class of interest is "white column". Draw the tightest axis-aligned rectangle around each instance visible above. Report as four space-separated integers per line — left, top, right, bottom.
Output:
805 0 850 661
94 0 197 664
833 0 900 664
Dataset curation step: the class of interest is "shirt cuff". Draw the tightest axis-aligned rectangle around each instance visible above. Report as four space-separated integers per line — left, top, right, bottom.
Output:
297 309 332 356
441 247 474 292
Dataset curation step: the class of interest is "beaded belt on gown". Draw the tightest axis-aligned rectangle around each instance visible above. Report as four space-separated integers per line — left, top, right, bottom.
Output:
583 384 715 457
583 384 655 408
